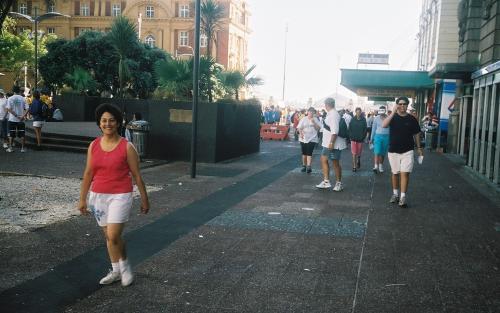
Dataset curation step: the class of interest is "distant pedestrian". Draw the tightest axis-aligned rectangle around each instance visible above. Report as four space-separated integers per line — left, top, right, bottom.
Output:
5 85 28 153
370 106 390 173
316 98 347 191
78 103 150 287
297 107 321 173
28 90 46 149
348 107 367 172
382 97 423 208
366 112 374 142
0 90 8 149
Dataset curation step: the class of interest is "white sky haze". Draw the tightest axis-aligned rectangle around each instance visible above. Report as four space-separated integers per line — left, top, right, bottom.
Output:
246 0 424 105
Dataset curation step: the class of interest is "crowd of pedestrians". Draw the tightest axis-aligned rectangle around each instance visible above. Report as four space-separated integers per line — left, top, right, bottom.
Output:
275 96 425 208
0 85 62 153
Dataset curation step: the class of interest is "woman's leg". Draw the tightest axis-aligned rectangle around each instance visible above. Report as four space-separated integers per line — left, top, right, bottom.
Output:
102 223 126 262
34 127 41 146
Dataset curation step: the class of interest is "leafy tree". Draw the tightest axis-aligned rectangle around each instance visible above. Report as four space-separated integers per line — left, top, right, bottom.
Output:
108 16 139 98
154 56 192 100
65 67 97 94
201 0 225 102
219 65 263 100
0 0 14 32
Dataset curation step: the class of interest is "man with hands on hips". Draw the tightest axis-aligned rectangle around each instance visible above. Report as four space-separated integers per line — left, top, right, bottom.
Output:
382 96 423 208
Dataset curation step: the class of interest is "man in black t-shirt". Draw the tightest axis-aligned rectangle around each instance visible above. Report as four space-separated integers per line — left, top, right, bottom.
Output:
382 96 423 208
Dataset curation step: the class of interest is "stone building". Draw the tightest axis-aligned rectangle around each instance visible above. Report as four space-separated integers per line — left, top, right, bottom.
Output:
1 0 251 88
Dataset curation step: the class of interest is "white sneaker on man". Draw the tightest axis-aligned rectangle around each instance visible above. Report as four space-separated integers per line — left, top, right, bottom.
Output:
20 148 26 153
333 181 343 192
378 164 384 173
6 147 13 153
2 143 7 149
316 180 332 189
99 270 121 285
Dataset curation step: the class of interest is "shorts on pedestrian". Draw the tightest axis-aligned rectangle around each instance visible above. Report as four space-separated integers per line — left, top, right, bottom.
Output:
321 147 342 160
300 141 316 156
33 121 44 128
350 141 363 155
388 150 414 174
373 134 389 156
88 191 133 227
0 119 7 139
8 122 25 138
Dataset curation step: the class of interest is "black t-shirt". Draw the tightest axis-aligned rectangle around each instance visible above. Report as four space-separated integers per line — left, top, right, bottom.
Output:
388 113 421 153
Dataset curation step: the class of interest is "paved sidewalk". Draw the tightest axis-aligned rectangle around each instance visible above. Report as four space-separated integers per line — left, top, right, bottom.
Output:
1 140 500 313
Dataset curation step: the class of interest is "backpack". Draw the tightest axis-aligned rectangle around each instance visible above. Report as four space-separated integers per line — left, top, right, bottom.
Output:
323 116 349 139
41 102 49 119
338 117 349 139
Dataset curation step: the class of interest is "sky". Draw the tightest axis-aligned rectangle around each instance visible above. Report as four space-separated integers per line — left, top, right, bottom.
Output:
245 0 423 106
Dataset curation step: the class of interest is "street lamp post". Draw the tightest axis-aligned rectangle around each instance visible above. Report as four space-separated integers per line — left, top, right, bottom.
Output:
191 0 201 179
9 8 70 90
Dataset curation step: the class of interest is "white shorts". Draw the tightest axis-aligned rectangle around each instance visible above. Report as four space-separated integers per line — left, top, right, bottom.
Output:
388 150 414 174
33 121 44 128
88 191 133 227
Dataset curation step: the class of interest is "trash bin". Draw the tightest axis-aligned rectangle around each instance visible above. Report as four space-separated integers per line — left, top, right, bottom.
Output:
425 130 436 150
127 120 150 158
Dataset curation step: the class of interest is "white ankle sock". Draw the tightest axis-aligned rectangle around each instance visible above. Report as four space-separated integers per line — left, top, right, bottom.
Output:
112 262 120 273
401 192 406 198
393 189 399 196
119 259 130 270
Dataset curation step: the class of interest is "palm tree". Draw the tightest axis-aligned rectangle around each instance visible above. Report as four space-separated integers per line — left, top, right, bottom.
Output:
220 65 263 100
108 16 138 98
201 0 224 102
65 66 97 94
154 57 192 100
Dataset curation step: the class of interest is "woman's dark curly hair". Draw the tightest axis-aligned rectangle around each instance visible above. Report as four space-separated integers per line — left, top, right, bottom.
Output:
95 103 123 132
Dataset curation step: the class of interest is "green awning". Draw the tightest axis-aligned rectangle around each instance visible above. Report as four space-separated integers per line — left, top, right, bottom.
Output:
341 69 434 98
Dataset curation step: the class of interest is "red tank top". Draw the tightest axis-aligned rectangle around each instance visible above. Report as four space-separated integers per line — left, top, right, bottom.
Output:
90 137 133 194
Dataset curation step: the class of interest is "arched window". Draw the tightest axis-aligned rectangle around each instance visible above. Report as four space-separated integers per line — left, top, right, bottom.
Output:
145 35 155 48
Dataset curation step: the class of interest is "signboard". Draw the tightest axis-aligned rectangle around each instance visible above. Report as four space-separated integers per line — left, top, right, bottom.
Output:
356 88 415 98
357 53 389 65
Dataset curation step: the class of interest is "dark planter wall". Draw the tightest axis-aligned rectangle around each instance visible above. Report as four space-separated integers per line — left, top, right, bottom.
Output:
53 94 261 162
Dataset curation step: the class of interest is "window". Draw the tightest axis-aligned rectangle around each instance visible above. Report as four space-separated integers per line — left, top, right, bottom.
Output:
145 35 155 48
47 27 55 34
179 31 188 46
180 4 189 18
200 33 208 47
19 3 27 14
112 3 121 16
79 27 92 35
81 3 90 16
146 6 154 18
48 2 56 13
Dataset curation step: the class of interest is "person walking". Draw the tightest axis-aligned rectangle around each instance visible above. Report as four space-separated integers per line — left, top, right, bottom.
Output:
366 112 374 143
348 107 367 172
316 98 347 191
382 96 423 208
0 90 8 149
78 103 150 287
297 107 321 173
28 90 46 149
370 106 390 173
5 86 28 153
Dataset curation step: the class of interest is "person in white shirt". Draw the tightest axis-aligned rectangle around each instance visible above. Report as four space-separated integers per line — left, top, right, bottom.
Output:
6 86 29 152
297 107 321 173
0 90 9 149
316 98 347 191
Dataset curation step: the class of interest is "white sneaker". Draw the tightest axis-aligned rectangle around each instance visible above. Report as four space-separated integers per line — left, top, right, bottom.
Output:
20 148 26 153
333 182 344 192
120 262 134 287
99 270 121 285
2 143 7 149
6 147 13 153
372 165 378 173
378 164 384 173
316 180 332 189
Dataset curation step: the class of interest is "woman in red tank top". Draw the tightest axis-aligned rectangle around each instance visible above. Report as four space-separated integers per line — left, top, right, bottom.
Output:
78 103 149 287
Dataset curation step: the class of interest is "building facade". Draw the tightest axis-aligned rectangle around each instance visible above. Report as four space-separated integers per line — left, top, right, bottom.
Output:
1 0 250 89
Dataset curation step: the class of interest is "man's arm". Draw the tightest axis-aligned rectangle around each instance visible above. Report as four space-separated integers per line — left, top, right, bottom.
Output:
382 105 396 128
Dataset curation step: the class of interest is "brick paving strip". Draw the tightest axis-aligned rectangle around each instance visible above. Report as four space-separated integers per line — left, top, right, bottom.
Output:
0 155 299 312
